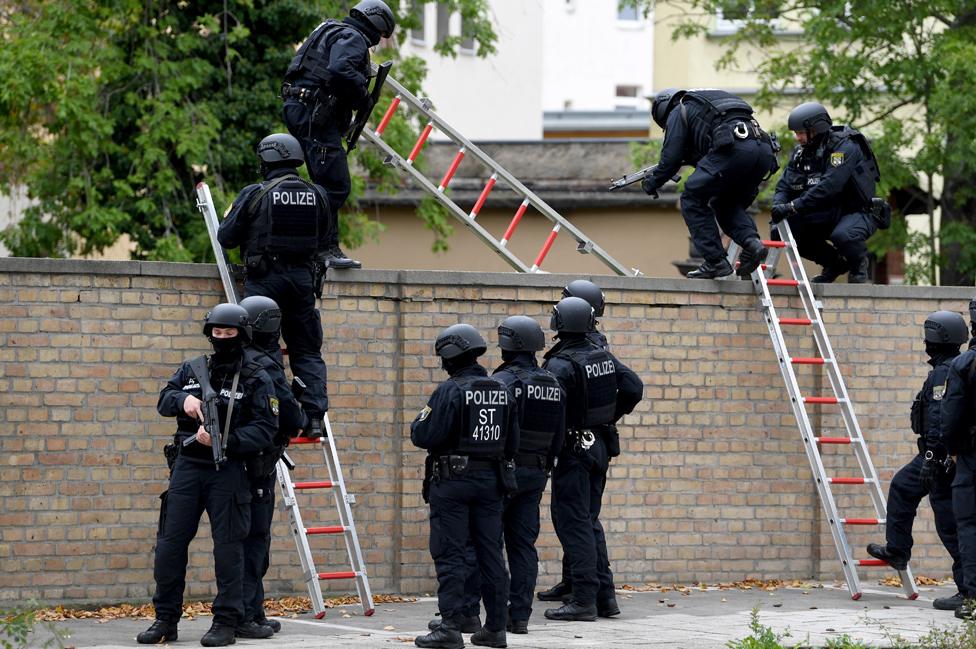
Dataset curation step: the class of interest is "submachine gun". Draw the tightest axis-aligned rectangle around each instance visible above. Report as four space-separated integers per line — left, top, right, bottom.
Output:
346 60 393 152
608 164 681 192
182 356 230 470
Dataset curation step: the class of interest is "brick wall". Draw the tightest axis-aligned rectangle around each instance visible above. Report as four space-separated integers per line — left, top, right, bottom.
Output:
0 257 971 605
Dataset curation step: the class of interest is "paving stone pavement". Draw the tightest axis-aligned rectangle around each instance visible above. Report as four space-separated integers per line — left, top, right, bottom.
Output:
34 583 965 648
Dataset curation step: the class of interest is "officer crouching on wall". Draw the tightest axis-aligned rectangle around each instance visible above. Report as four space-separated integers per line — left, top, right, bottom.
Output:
411 324 520 649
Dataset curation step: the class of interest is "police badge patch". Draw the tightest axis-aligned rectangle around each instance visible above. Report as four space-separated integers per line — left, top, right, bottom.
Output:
417 405 431 422
933 383 946 401
269 396 280 415
830 152 845 167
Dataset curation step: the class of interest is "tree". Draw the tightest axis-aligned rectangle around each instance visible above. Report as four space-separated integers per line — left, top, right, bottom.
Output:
628 0 976 285
0 0 496 261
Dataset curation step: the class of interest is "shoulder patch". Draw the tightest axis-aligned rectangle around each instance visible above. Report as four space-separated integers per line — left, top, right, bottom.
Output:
830 151 845 167
416 405 431 422
933 382 946 401
269 396 280 416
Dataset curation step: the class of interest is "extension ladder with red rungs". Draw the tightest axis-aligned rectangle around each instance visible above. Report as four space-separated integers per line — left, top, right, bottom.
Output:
361 73 640 276
726 221 918 600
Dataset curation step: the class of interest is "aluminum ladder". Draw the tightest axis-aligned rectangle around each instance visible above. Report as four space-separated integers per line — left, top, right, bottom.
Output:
727 221 918 600
359 74 640 276
195 183 375 618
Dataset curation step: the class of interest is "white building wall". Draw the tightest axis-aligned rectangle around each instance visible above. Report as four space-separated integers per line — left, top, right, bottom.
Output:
541 0 654 112
399 1 544 140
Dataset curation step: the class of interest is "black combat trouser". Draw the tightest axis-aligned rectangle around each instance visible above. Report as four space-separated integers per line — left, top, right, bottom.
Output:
242 471 276 622
550 435 613 606
152 457 251 627
788 211 876 269
885 453 963 592
680 137 776 264
953 453 976 597
282 99 349 248
428 469 509 632
245 266 329 417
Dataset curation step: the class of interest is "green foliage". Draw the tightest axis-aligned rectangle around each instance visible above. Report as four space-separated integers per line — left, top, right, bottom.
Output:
726 609 787 649
0 0 497 260
0 603 68 649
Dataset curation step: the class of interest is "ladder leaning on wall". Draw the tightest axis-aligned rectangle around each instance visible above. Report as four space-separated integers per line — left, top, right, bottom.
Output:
195 183 375 618
726 221 918 601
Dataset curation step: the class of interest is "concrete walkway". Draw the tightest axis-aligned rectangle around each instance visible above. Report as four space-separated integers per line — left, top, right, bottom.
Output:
36 583 963 648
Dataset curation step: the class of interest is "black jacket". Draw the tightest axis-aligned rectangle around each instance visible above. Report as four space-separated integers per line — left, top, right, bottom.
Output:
493 353 565 463
912 353 956 455
940 348 976 455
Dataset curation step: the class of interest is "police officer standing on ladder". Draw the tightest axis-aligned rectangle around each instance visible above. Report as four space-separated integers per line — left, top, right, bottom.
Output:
412 324 520 649
238 295 309 635
218 133 331 439
281 0 397 269
770 102 889 283
138 304 277 647
642 88 779 279
941 297 976 620
540 297 643 622
866 311 967 612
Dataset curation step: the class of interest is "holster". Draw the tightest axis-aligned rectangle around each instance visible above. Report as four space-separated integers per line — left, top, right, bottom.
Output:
422 455 434 504
311 95 338 128
598 424 621 458
246 448 283 477
436 454 469 480
499 459 518 495
711 123 735 151
245 254 269 279
163 443 178 472
312 256 328 299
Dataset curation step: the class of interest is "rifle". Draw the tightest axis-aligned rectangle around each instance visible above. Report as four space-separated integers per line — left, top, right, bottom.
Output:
608 165 681 192
182 356 229 470
346 60 393 152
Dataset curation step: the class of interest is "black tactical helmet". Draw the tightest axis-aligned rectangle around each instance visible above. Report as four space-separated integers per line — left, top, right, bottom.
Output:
350 0 396 38
924 310 968 345
651 88 685 129
257 133 304 168
969 296 976 328
562 279 605 318
203 303 252 343
497 316 545 352
434 324 487 360
787 102 832 137
550 296 595 334
240 295 282 335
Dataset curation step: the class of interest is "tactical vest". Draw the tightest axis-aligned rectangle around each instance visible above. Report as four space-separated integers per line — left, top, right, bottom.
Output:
826 125 879 206
912 359 952 443
554 348 618 428
244 175 325 258
508 367 563 456
285 20 370 89
682 89 754 128
451 375 511 457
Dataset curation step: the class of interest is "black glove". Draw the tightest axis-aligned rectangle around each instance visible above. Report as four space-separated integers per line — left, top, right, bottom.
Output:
920 450 939 492
770 202 795 223
640 175 659 198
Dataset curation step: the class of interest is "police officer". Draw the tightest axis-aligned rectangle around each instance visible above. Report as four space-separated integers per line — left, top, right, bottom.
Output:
412 324 520 649
643 88 778 279
238 295 308 635
218 133 331 437
138 304 277 646
540 298 643 622
281 0 397 269
770 102 882 283
866 311 967 611
942 298 976 619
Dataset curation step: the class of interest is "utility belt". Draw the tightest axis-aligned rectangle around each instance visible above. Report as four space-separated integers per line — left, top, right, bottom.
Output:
434 454 498 479
244 252 314 278
515 453 547 470
566 429 598 453
282 83 338 128
280 83 320 104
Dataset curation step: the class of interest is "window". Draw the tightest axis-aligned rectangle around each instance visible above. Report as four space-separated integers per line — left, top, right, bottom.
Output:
436 3 451 44
615 85 640 98
617 5 639 21
410 3 426 43
614 84 642 111
460 14 474 52
714 1 781 34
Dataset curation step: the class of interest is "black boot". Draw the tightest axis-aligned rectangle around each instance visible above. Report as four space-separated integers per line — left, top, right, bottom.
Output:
597 595 620 618
471 627 507 648
136 620 178 644
201 622 237 647
847 257 870 283
537 581 573 602
428 614 481 633
415 617 464 649
934 592 965 611
254 616 281 633
866 543 908 571
325 244 362 270
687 258 734 279
543 600 598 622
736 238 769 277
235 621 274 639
506 618 528 634
811 262 848 283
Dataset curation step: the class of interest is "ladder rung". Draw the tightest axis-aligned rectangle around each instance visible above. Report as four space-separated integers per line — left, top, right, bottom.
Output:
779 318 812 325
291 436 326 445
500 199 530 247
791 357 826 365
437 147 466 191
815 437 853 444
804 396 839 404
318 571 357 580
829 477 869 484
766 278 799 287
407 123 434 163
842 518 884 525
374 95 401 137
857 559 889 567
470 174 497 218
530 224 560 272
761 240 787 248
306 526 347 535
294 481 335 490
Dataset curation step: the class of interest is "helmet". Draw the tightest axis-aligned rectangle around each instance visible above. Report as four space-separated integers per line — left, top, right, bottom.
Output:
257 133 304 168
787 102 832 137
350 0 396 38
435 324 487 360
562 279 605 318
651 88 685 129
550 297 594 334
497 316 545 352
240 296 282 335
969 296 976 328
203 303 252 343
924 310 968 345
